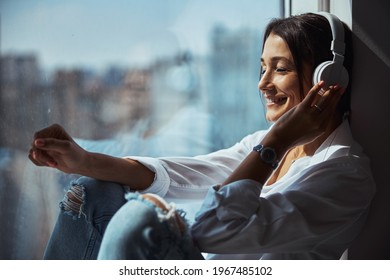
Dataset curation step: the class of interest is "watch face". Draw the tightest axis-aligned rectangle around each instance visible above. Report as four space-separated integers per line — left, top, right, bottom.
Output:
261 147 277 163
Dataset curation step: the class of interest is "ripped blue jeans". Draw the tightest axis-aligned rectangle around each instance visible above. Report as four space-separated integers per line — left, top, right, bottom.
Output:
43 176 203 260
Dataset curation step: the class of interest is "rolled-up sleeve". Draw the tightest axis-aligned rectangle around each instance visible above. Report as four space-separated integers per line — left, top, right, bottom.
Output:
127 156 171 197
124 130 266 199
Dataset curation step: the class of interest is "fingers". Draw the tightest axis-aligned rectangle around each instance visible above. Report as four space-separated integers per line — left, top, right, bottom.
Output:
29 138 69 167
33 123 70 140
302 81 325 107
33 138 71 153
304 81 345 113
313 84 345 114
28 147 58 167
29 124 74 168
28 149 44 166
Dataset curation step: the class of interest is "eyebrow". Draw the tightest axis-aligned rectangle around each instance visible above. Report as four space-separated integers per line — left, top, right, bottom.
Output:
260 56 294 67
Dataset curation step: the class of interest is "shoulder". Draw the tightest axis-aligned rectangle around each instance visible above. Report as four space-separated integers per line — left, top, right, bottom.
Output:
291 156 376 206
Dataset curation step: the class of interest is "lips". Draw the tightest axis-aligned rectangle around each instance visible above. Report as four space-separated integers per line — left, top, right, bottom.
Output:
265 96 288 105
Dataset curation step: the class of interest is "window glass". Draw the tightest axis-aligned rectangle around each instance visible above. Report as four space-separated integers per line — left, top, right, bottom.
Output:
289 0 351 27
290 0 318 15
330 0 352 27
0 0 281 259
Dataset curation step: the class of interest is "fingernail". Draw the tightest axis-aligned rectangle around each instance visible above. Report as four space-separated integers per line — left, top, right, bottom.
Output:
35 139 44 147
47 161 57 167
318 80 325 87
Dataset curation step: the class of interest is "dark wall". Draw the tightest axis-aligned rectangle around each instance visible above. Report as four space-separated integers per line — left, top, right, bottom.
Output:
349 0 390 259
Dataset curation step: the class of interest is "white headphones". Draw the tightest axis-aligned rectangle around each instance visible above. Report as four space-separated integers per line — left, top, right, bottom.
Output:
312 12 349 88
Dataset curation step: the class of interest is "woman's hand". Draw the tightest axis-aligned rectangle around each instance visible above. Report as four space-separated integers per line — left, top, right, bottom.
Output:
29 123 155 188
28 123 88 174
263 81 345 154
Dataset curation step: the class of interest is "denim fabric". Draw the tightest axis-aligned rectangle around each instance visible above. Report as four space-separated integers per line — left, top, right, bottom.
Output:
43 176 203 260
98 193 203 260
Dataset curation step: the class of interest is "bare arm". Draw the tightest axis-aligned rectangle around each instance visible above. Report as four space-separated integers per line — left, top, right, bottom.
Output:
29 124 154 190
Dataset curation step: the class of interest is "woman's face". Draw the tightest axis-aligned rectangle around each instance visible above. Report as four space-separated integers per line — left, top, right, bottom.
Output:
259 33 312 122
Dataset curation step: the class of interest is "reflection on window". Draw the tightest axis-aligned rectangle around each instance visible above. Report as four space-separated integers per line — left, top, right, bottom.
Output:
0 0 281 259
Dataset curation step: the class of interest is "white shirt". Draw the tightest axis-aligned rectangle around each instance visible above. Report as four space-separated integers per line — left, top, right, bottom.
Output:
127 120 376 259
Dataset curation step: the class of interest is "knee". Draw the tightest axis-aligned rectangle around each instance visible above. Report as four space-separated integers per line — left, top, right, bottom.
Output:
60 176 126 220
60 183 85 217
98 195 190 259
98 198 162 259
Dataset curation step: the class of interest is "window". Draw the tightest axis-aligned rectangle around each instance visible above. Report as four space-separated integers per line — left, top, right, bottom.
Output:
0 0 281 259
286 0 351 27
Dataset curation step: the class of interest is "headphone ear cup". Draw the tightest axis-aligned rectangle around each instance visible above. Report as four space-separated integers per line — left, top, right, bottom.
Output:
312 61 349 88
312 61 333 87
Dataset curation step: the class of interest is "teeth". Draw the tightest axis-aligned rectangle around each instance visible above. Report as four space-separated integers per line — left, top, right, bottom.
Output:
266 97 287 104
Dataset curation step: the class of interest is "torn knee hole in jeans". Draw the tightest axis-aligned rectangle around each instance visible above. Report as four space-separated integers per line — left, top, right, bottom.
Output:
140 194 188 236
60 184 86 218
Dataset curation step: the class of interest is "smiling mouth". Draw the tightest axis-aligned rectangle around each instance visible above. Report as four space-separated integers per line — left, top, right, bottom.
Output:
265 96 288 105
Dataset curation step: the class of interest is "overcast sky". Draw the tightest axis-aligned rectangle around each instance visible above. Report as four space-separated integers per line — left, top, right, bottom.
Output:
1 0 280 71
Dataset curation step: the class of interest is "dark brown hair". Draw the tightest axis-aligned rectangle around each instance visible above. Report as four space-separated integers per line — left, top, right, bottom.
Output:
262 13 353 116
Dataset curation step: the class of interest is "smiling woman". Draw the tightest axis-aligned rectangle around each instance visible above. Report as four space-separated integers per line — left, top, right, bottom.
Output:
190 12 375 260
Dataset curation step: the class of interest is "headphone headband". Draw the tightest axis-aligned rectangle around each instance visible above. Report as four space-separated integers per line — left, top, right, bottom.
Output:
317 12 345 57
312 12 349 88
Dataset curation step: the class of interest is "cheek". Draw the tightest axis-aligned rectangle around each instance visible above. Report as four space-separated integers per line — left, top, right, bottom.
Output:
277 76 302 103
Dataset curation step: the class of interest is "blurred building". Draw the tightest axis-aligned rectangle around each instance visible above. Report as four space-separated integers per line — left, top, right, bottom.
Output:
0 54 46 150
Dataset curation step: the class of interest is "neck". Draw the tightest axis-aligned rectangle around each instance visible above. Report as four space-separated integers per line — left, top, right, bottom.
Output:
266 115 343 186
301 114 342 156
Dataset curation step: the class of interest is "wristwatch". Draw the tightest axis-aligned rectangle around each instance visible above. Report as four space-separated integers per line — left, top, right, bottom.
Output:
252 144 279 169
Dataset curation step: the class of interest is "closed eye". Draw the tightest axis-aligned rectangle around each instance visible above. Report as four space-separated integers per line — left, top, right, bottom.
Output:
260 66 287 75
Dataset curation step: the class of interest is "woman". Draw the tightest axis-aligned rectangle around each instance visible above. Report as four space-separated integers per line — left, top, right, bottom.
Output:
29 13 375 260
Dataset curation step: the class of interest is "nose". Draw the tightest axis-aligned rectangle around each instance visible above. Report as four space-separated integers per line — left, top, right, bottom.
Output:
258 70 274 94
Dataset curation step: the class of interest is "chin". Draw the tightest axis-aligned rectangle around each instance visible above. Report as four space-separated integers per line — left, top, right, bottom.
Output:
266 112 282 123
266 103 295 122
